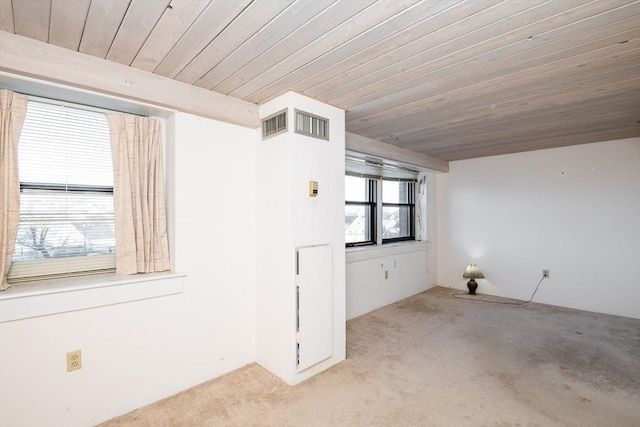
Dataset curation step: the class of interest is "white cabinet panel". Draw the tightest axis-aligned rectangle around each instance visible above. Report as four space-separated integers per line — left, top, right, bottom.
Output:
296 245 333 372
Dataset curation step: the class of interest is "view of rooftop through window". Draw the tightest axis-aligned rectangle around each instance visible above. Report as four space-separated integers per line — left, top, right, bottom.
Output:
345 175 371 244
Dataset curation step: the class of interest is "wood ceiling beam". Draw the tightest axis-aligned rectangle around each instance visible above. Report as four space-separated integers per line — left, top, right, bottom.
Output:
0 31 260 128
346 132 449 173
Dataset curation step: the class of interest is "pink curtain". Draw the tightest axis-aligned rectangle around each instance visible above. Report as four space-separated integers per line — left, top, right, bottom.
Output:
107 113 170 275
0 89 28 290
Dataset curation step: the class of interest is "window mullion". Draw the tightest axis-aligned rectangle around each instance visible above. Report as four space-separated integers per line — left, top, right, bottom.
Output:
375 179 382 245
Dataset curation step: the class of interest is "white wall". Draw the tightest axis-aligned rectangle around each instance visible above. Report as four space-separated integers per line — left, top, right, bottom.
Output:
0 112 258 426
170 112 257 373
437 138 640 318
346 172 438 320
256 92 346 385
346 244 428 320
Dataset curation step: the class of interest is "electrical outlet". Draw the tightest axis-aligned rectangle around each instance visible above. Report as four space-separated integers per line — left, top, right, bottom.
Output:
66 350 82 372
543 269 550 278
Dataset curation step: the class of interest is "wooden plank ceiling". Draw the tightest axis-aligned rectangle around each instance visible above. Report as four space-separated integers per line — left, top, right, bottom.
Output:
1 0 639 161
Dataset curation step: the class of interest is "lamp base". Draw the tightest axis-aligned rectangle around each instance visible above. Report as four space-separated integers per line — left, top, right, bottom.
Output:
467 278 478 295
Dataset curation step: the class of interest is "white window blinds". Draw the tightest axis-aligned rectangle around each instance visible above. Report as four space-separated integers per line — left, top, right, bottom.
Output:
345 155 418 182
8 99 115 282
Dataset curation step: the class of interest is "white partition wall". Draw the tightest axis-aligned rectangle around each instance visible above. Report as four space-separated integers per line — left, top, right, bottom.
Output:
256 92 346 385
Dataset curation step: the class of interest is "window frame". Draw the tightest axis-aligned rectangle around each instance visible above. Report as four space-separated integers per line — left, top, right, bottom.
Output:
381 180 416 244
8 97 117 283
345 177 377 247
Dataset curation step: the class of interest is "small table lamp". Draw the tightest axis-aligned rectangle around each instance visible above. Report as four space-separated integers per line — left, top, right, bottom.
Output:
463 264 484 295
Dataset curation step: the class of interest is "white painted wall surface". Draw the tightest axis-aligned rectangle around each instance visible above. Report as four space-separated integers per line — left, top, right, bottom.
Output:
170 112 257 373
0 112 258 426
437 138 640 319
256 92 346 385
255 113 295 384
346 244 428 320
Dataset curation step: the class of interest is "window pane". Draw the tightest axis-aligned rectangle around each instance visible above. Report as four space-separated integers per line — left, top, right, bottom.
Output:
382 180 410 203
10 99 115 280
345 204 371 243
14 191 115 261
382 206 412 239
345 176 369 202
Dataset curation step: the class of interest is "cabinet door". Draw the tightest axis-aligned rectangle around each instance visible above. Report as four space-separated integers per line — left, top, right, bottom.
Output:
296 245 333 372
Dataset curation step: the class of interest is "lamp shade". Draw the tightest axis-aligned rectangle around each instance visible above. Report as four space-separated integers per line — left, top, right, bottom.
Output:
463 264 484 279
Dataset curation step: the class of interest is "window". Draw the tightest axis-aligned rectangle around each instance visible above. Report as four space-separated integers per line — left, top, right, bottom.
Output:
382 180 415 243
345 176 376 246
345 156 418 247
8 99 115 282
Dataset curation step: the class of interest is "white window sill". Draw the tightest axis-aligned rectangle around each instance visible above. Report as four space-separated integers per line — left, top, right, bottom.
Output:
346 240 430 263
0 272 185 323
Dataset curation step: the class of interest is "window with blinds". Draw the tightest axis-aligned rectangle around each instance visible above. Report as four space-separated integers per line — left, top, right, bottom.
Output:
345 155 418 246
8 99 115 282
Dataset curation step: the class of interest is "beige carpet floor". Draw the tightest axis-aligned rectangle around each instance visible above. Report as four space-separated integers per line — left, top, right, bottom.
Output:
101 286 640 427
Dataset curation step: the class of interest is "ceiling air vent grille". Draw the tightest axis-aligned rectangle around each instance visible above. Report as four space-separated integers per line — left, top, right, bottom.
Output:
295 109 329 140
262 109 287 139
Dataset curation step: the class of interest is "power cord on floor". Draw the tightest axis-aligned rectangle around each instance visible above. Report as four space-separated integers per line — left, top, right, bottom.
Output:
453 276 546 305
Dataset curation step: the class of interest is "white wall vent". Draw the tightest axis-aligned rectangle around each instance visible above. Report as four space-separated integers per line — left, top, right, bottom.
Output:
295 109 329 140
262 109 287 139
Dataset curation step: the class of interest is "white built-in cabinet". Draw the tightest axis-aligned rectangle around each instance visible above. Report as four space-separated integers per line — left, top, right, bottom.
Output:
296 245 333 372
